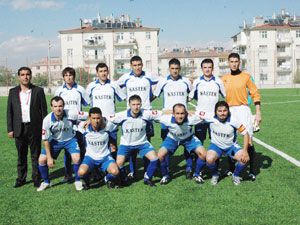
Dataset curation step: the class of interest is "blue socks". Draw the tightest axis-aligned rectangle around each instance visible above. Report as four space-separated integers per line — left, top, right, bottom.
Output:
39 164 50 184
234 163 246 176
160 158 169 177
145 159 158 180
207 162 219 176
194 158 205 177
73 163 80 181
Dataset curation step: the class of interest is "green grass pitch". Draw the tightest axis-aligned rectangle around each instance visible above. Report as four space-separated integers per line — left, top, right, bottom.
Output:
0 88 300 225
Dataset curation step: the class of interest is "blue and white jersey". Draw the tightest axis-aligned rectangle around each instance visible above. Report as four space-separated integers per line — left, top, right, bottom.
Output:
189 75 226 118
109 109 162 146
154 75 191 110
157 114 203 141
207 116 247 149
80 120 117 160
54 83 88 112
117 71 159 110
86 79 126 117
42 110 88 142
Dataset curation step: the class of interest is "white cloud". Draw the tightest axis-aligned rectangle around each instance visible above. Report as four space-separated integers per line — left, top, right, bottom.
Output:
10 0 64 10
0 36 60 69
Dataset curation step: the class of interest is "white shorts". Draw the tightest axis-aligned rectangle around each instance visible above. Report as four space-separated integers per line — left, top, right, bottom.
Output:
230 105 253 137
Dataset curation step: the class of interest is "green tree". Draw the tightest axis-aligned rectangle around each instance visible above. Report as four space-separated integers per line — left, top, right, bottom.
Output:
0 66 17 86
32 73 48 87
75 68 96 87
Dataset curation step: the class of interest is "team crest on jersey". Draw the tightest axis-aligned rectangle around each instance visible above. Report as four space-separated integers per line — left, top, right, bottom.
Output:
152 110 158 115
78 111 84 115
199 111 205 116
42 129 46 135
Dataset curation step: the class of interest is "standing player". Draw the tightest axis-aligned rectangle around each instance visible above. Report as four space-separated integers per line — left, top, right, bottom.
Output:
77 107 120 189
189 58 226 144
86 63 126 158
221 53 261 181
37 96 87 191
109 95 160 187
55 67 88 182
205 101 250 185
153 58 193 179
157 103 206 185
117 56 159 178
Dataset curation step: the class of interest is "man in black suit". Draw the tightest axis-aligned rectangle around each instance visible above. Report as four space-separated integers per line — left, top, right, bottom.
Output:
7 66 47 188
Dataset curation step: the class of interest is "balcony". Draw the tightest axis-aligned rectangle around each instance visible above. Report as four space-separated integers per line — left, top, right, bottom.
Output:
114 53 135 60
277 65 292 72
114 38 137 47
83 55 105 63
277 51 292 58
276 36 292 44
83 40 105 48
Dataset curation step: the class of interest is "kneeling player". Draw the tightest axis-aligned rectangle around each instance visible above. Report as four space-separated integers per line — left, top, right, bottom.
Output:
157 103 207 185
205 101 250 185
110 95 160 187
37 96 87 191
77 107 120 189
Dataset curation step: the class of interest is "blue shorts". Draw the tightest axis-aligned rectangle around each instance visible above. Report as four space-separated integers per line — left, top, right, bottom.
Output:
41 137 80 159
161 136 203 155
81 155 115 172
118 142 155 158
208 143 241 158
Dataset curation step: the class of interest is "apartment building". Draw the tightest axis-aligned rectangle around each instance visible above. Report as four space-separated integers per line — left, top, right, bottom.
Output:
232 9 300 87
158 48 229 79
59 14 160 80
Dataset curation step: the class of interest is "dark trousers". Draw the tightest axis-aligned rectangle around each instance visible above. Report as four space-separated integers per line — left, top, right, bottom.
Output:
14 123 41 182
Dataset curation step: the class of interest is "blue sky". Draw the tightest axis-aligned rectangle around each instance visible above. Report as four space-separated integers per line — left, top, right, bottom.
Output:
0 0 300 69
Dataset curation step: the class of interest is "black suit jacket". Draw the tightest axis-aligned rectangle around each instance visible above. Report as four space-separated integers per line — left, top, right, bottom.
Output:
7 84 48 138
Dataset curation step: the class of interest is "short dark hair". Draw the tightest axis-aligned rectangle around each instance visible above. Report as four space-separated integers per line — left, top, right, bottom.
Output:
18 67 32 76
173 103 187 113
201 58 214 68
96 63 108 72
62 67 76 78
130 55 143 64
89 107 102 116
129 94 142 103
50 96 65 106
214 101 230 117
228 53 240 61
169 58 180 67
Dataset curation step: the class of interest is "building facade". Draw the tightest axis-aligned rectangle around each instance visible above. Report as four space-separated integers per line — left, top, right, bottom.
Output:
30 57 62 81
59 14 160 80
232 9 300 88
158 48 229 79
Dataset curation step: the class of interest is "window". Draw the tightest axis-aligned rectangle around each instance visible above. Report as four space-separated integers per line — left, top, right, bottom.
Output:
145 32 151 40
260 31 267 38
259 59 268 67
116 33 124 42
277 46 285 53
260 73 268 81
36 66 40 70
259 45 267 53
67 49 73 65
146 60 151 69
67 35 72 42
145 46 151 53
296 30 300 38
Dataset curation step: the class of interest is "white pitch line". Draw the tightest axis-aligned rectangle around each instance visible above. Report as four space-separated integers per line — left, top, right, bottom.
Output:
263 100 300 105
253 137 300 167
188 102 300 167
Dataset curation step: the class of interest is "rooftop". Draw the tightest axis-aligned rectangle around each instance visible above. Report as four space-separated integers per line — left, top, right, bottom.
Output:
59 13 159 34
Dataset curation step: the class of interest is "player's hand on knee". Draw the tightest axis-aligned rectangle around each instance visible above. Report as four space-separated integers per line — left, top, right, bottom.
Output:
47 158 55 168
240 150 249 164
